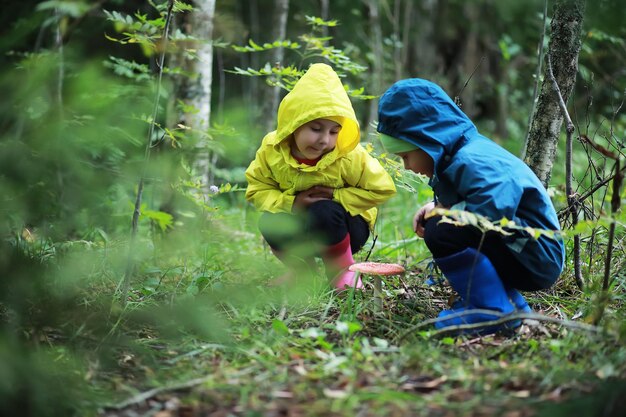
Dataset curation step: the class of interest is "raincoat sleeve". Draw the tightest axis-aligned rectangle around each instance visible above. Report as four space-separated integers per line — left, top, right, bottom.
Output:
245 147 295 213
334 146 396 215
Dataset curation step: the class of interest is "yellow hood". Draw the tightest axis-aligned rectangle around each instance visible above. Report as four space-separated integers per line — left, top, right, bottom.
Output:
271 63 360 156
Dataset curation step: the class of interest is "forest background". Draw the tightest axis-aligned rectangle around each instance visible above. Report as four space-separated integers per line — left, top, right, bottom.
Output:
1 0 626 416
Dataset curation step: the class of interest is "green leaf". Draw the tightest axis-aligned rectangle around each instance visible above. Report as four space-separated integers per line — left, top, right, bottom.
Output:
272 319 290 336
36 1 90 17
142 209 174 231
441 337 456 345
173 1 194 13
300 327 325 339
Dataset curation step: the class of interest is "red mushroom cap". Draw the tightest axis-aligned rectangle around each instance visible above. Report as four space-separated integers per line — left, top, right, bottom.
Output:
348 262 405 276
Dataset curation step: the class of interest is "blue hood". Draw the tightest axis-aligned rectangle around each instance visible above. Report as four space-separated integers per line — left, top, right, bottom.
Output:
377 78 477 173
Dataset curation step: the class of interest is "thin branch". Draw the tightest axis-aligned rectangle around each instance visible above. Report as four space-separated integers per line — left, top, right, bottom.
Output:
105 375 212 410
122 0 176 306
603 159 622 292
546 52 583 289
396 309 604 342
603 92 626 292
55 8 64 114
557 163 626 219
454 56 485 107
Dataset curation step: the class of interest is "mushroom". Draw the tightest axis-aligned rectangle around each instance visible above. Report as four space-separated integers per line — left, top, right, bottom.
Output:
349 262 406 308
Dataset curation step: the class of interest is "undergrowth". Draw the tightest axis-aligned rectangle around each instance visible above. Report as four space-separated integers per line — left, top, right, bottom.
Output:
80 188 626 417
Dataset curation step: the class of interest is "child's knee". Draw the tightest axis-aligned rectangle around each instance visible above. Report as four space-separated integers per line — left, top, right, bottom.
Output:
307 200 345 225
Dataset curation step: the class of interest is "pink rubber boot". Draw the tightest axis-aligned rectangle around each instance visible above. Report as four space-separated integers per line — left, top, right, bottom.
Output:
323 234 363 291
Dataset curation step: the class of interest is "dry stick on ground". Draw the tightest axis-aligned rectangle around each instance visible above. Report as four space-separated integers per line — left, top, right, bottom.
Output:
105 375 213 411
121 0 175 306
395 309 604 343
546 53 584 289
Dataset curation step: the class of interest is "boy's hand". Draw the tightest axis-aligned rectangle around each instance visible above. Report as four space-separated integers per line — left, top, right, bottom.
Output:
293 186 334 210
413 201 436 238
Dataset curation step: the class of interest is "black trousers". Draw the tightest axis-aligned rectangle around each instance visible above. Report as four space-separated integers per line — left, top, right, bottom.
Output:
423 215 544 291
258 200 370 255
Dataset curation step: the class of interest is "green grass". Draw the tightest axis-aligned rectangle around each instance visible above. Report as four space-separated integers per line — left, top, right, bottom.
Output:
88 189 626 417
4 176 624 417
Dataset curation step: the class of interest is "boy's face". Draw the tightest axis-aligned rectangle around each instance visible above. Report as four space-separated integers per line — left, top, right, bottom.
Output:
398 148 434 178
291 118 341 160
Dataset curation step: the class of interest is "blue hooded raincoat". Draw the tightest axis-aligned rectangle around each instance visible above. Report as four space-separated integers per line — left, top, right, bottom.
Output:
377 79 565 287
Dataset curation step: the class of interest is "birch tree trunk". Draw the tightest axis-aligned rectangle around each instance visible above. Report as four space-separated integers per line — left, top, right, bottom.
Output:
174 0 216 192
263 0 289 133
523 0 585 187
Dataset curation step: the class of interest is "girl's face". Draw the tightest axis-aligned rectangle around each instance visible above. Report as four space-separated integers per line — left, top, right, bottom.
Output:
399 148 434 178
291 118 341 160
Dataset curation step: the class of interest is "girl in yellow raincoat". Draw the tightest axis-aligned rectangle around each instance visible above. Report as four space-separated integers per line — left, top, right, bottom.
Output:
245 63 396 290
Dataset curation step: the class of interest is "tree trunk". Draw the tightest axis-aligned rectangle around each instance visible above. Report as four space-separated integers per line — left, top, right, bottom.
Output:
192 0 216 189
320 0 329 38
381 0 403 80
366 0 384 137
400 0 414 77
523 0 585 187
245 0 260 121
410 0 438 77
458 1 480 118
263 0 290 133
173 0 216 192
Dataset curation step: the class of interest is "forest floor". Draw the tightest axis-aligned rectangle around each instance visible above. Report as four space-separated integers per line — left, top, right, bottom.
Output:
93 268 626 417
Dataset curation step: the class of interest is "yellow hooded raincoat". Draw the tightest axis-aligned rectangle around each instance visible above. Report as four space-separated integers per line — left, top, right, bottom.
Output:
245 63 396 229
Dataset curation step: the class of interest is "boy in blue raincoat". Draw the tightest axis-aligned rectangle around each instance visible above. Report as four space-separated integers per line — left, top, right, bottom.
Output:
377 78 565 334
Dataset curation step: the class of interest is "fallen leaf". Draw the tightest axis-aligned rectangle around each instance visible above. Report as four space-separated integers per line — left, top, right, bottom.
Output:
401 375 447 392
323 388 349 398
272 390 294 398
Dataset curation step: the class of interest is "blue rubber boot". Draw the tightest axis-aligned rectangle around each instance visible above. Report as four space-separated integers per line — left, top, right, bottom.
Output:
506 287 532 313
434 248 518 334
453 287 532 313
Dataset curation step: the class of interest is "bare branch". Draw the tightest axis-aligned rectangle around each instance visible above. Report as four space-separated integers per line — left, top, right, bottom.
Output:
396 309 605 342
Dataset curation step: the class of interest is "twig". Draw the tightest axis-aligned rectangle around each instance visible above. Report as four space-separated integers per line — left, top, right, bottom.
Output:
454 56 485 107
603 159 622 292
104 375 212 410
165 343 227 364
121 0 175 306
395 309 604 342
603 92 626 292
557 160 626 221
546 52 583 289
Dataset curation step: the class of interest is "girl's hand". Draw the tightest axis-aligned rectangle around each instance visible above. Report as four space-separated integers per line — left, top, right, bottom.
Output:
293 186 334 210
413 201 436 238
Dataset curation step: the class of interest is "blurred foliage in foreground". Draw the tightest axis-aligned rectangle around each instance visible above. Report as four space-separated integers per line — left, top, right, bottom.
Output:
0 51 270 415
